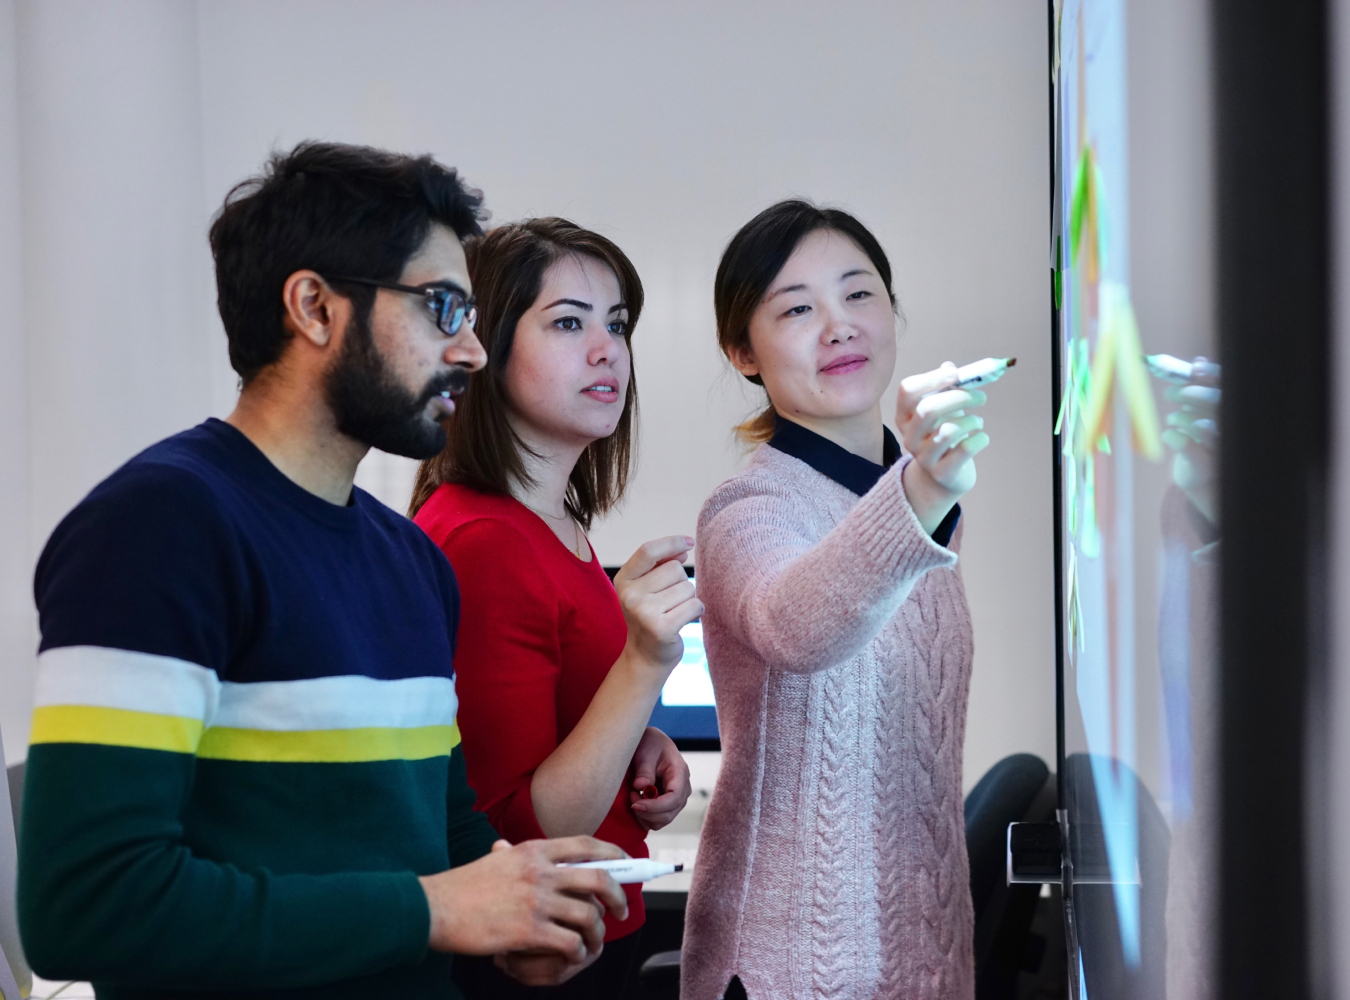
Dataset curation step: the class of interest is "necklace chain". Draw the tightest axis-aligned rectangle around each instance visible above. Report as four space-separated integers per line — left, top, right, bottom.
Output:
518 499 586 560
519 500 568 521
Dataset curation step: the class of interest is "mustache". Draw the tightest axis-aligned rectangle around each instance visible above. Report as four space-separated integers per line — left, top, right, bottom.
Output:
421 366 472 404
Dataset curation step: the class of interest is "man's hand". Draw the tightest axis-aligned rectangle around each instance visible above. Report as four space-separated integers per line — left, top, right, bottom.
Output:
419 836 628 964
494 948 601 986
629 727 692 831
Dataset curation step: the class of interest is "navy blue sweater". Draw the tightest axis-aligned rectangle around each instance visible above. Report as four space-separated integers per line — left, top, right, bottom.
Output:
20 419 498 999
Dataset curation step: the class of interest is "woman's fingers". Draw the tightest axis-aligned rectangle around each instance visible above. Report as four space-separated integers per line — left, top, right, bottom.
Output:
924 430 989 484
953 431 991 459
1162 429 1189 453
624 568 696 626
631 788 683 818
1165 383 1220 415
614 536 693 585
662 595 705 631
912 388 987 430
631 799 683 830
928 414 984 454
653 577 698 615
645 559 692 593
616 548 695 637
1166 410 1217 445
898 361 959 403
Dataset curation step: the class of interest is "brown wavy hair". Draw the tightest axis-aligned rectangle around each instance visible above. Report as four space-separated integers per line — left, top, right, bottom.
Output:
409 218 642 528
714 200 898 443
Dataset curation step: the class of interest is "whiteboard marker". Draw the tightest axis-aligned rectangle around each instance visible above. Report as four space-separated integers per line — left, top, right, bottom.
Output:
560 859 684 884
1145 354 1221 384
952 357 1016 388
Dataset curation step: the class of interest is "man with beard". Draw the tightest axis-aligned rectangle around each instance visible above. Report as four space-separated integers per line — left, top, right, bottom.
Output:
16 142 627 999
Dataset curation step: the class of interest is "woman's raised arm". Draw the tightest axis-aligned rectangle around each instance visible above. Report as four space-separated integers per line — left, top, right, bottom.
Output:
699 459 957 675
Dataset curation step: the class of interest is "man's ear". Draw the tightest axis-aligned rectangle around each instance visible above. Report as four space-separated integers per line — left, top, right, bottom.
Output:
281 270 348 349
727 342 760 379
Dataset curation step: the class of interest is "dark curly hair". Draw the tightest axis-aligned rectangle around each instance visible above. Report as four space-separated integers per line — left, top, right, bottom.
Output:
209 141 486 384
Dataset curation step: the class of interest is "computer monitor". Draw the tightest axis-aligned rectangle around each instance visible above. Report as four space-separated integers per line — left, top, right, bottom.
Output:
604 566 719 751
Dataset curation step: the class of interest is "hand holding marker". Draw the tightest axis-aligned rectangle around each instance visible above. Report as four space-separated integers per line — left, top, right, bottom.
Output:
1144 353 1220 386
1146 354 1221 523
948 356 1016 389
560 858 684 884
893 357 1013 529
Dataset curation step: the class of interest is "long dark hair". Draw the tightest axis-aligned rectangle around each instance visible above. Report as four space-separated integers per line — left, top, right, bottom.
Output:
714 199 898 443
409 218 642 528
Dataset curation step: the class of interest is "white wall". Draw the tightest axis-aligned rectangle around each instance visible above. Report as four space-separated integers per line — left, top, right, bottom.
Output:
1 0 1055 787
0 0 29 770
0 1 219 765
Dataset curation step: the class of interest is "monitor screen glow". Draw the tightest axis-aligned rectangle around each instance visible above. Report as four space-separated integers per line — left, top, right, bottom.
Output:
660 623 714 707
602 566 719 749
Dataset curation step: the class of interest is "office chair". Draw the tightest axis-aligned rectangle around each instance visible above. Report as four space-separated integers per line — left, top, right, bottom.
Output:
965 753 1065 999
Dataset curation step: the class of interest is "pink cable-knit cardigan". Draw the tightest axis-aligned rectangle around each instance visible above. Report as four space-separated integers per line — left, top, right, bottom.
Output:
682 444 976 1000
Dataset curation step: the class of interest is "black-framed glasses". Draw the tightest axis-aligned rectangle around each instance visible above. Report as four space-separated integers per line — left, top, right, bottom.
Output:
326 276 477 337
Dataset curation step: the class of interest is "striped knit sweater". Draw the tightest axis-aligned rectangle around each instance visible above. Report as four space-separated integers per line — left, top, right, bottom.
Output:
18 419 499 999
682 442 976 1000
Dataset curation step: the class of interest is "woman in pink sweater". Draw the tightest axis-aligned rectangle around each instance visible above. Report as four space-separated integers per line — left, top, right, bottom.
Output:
683 201 993 1000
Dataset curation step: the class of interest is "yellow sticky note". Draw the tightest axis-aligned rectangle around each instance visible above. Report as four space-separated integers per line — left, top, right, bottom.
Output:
1079 283 1163 463
1080 292 1118 456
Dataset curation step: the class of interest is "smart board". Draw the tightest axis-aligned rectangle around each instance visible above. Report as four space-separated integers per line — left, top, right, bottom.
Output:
1052 1 1220 996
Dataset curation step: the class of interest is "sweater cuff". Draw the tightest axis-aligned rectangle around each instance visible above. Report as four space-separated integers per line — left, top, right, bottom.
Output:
376 870 433 969
931 503 962 548
851 457 960 578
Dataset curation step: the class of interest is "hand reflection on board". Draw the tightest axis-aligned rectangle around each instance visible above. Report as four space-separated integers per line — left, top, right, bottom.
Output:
1156 356 1220 531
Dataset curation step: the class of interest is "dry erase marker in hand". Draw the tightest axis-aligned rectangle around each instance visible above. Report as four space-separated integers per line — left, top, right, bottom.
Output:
1145 354 1221 384
952 357 1016 388
560 859 684 884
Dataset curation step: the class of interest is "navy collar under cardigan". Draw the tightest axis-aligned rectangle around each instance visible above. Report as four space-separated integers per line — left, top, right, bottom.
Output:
767 414 961 548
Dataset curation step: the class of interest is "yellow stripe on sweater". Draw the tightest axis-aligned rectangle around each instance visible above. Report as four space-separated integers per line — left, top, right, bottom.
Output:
30 705 204 754
196 721 462 763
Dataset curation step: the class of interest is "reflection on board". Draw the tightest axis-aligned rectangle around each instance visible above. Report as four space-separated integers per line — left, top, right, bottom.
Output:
1053 1 1220 998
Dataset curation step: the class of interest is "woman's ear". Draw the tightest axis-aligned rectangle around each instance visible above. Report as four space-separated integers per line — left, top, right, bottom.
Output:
727 342 760 379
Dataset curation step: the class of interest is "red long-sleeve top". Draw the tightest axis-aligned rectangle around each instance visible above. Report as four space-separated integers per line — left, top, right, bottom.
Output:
414 483 646 940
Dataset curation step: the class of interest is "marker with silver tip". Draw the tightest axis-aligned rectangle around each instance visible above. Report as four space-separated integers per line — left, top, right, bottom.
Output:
560 859 685 884
1145 354 1221 385
952 356 1017 389
1144 354 1195 384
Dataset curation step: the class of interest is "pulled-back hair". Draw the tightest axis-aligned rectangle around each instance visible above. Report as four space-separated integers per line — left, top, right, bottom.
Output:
714 199 898 443
409 218 642 528
209 141 487 384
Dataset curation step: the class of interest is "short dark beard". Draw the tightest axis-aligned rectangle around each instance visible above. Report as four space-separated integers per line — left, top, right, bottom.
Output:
324 307 456 460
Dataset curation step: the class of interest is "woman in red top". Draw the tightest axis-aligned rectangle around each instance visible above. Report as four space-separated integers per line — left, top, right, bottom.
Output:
411 218 702 998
